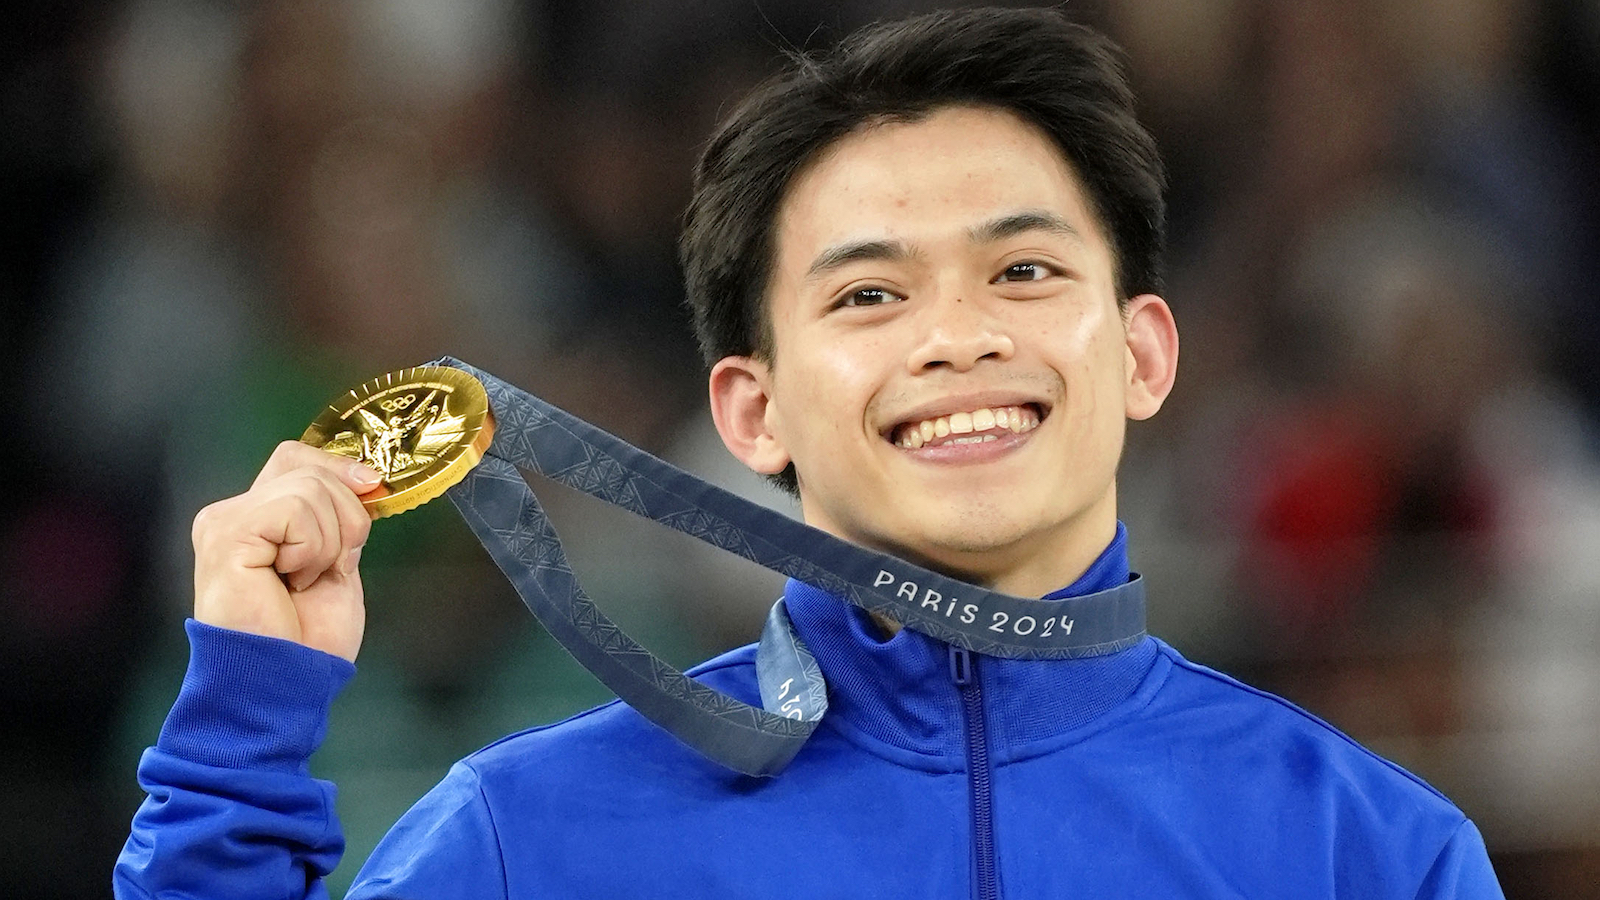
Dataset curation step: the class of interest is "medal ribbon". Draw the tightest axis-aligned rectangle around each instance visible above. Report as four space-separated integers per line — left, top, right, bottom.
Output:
438 357 1146 775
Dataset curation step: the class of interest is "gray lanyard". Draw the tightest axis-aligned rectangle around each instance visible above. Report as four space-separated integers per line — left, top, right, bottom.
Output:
439 357 1146 776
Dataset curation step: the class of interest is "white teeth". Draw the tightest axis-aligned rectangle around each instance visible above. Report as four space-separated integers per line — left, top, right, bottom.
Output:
894 404 1043 449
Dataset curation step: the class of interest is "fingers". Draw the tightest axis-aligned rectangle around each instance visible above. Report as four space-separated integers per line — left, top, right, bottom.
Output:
190 444 381 656
261 465 375 590
297 463 373 556
265 489 339 590
254 439 385 495
193 462 375 592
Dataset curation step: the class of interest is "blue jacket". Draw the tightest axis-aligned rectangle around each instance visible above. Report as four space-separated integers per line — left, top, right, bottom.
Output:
116 533 1503 898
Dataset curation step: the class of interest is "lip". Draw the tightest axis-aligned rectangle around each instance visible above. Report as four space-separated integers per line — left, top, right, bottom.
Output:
879 391 1052 441
896 425 1037 464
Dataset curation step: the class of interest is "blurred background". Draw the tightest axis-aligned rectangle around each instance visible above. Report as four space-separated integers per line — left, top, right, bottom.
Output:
2 0 1597 896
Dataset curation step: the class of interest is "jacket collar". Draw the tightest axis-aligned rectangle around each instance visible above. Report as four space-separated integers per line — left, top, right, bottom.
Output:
783 521 1159 762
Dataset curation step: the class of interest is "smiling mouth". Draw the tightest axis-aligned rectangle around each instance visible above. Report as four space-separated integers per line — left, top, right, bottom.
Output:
890 403 1046 449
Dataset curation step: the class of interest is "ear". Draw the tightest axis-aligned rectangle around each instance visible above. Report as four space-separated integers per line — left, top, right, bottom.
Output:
1122 294 1179 421
708 356 793 475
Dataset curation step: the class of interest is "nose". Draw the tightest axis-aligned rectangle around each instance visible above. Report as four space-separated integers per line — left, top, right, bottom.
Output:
906 290 1016 373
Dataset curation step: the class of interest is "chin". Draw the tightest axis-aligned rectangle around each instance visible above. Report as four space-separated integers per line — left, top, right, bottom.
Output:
930 521 1032 556
811 487 1066 565
874 511 1039 569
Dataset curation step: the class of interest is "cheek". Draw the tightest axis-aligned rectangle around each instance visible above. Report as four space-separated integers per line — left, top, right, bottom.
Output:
1030 296 1101 345
1072 302 1117 352
1033 306 1108 377
816 347 882 441
771 335 888 450
1036 304 1126 424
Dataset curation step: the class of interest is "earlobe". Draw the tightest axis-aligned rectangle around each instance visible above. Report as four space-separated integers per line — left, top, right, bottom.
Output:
708 357 793 475
1122 294 1179 421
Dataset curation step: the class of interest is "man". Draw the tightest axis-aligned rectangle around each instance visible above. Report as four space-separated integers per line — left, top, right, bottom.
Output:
116 8 1504 897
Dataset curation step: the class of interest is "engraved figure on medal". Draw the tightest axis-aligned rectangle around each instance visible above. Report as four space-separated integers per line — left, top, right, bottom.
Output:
301 365 494 519
324 389 469 480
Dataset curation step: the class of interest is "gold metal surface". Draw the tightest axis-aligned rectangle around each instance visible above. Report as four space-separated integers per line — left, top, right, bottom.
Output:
301 365 495 518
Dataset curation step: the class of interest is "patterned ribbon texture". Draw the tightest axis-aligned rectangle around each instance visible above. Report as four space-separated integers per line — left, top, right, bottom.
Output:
439 357 1146 776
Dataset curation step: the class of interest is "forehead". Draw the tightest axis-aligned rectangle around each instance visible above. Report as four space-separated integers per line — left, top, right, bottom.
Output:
771 105 1111 272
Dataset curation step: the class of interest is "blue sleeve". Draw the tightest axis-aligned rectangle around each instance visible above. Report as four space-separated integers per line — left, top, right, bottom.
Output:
114 620 512 900
347 762 508 900
1413 820 1505 900
114 619 355 899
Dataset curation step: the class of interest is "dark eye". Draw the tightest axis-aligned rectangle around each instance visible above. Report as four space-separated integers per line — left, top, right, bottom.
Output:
995 262 1054 283
840 287 904 308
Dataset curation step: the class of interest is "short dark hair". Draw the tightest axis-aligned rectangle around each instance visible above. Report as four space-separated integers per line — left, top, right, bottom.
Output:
680 6 1167 368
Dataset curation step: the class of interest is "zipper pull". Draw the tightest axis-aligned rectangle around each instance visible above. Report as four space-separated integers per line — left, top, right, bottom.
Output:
949 645 972 686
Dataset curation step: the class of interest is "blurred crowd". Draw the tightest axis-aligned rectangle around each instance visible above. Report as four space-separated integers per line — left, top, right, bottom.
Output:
1 1 1597 897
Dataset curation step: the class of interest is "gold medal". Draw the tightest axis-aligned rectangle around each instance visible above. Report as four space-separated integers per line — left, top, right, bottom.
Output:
301 365 495 519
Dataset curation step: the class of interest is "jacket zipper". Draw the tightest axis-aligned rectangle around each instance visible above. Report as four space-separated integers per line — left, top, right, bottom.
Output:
950 646 999 900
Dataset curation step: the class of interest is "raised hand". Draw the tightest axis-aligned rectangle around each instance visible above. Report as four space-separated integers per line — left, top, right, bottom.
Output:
190 440 383 661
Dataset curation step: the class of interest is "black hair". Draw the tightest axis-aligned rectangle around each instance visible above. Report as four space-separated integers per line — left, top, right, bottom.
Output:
680 6 1166 492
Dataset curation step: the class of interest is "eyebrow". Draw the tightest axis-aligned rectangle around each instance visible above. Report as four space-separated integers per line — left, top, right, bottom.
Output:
966 210 1084 246
803 239 917 283
801 210 1084 284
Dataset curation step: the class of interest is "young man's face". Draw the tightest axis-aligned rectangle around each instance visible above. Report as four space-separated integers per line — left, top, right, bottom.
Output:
710 105 1176 595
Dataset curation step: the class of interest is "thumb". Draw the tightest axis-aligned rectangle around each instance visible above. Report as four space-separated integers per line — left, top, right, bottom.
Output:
339 461 386 494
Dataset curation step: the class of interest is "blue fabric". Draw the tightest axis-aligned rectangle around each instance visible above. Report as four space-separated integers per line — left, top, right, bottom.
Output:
116 527 1503 898
116 620 354 900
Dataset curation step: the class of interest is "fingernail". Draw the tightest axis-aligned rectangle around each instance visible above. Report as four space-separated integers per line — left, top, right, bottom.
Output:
349 462 383 485
341 546 363 575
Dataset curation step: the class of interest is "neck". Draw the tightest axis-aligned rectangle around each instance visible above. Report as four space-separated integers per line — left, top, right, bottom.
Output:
805 485 1122 600
869 519 1130 637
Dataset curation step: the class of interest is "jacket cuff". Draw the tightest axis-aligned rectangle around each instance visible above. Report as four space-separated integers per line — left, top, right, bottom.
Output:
156 619 356 774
